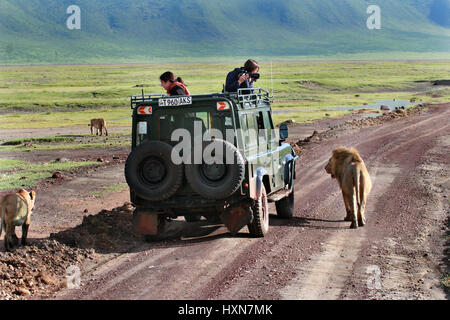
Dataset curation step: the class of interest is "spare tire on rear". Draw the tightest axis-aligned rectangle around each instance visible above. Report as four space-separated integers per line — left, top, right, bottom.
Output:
125 141 183 201
185 139 245 200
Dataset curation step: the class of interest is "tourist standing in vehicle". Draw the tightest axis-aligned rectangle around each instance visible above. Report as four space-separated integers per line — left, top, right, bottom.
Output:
160 71 190 96
224 59 260 93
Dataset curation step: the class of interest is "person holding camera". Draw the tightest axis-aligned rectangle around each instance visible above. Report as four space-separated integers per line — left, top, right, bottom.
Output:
224 59 260 93
160 71 190 96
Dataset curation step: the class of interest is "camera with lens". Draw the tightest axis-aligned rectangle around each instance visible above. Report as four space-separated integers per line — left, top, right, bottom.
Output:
239 67 260 81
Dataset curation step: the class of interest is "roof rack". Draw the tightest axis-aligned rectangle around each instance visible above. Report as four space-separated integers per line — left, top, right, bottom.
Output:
237 88 270 105
131 91 166 109
130 88 271 109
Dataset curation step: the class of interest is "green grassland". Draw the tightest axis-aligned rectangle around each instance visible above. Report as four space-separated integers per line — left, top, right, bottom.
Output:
0 61 449 128
92 183 129 197
0 158 99 190
0 108 131 129
0 134 130 152
0 60 448 191
1 136 75 145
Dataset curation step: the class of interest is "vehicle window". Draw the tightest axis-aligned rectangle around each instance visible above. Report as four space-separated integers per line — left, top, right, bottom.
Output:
224 116 233 127
195 112 211 130
151 111 213 142
263 111 274 130
247 114 258 144
240 114 249 146
159 115 175 141
256 112 264 130
256 111 266 142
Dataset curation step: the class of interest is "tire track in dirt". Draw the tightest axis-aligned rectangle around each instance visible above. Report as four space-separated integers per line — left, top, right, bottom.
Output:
40 104 449 300
212 104 449 300
280 228 367 300
339 130 449 300
57 233 257 300
279 166 398 300
278 106 449 300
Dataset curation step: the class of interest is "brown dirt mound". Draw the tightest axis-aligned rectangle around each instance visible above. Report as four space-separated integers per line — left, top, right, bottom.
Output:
0 239 95 300
50 202 140 253
295 104 427 151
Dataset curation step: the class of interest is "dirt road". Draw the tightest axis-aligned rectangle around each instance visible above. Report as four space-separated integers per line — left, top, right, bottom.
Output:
1 104 448 300
28 103 444 300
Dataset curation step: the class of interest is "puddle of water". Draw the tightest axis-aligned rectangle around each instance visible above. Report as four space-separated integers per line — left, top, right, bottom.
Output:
274 109 305 114
363 113 381 119
273 100 414 115
327 100 413 112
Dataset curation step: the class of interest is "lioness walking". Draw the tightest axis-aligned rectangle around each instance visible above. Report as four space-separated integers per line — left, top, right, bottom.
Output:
0 189 36 251
89 118 108 136
325 147 372 229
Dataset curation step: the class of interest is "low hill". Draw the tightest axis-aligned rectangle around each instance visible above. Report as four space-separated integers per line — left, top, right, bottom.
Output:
0 0 449 64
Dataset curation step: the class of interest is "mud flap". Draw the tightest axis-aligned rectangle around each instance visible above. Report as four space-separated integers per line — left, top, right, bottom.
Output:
220 203 252 235
133 209 159 235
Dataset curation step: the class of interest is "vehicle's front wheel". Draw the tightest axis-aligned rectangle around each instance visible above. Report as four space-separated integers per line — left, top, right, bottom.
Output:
248 186 270 237
275 187 294 219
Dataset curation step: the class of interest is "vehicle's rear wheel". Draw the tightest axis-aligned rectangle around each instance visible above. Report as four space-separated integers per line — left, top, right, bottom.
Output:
125 141 183 201
248 186 270 237
185 139 245 200
275 186 294 219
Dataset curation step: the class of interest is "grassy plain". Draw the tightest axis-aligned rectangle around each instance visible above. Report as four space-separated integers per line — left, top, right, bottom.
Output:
0 134 130 152
0 60 448 191
92 183 129 197
0 158 99 190
0 61 449 129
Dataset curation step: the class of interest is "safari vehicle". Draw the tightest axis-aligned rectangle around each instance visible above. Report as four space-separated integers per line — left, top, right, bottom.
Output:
125 88 298 239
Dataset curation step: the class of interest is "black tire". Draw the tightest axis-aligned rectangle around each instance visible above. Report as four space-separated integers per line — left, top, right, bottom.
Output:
248 186 270 237
275 187 294 219
125 141 183 201
185 139 245 200
184 215 202 222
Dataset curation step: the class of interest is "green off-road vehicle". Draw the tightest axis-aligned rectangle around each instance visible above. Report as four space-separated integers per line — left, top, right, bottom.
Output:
125 88 298 239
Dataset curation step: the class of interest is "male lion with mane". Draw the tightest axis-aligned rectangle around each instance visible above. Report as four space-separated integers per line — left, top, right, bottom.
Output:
89 118 108 136
325 147 372 229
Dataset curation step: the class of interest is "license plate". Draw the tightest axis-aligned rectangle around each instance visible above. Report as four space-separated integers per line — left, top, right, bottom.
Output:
158 97 192 107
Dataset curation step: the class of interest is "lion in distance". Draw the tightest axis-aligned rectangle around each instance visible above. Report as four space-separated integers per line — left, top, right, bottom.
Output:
0 189 36 251
325 147 372 229
89 118 108 136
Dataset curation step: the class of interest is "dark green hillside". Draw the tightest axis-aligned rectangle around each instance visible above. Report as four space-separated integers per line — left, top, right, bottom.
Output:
0 0 449 64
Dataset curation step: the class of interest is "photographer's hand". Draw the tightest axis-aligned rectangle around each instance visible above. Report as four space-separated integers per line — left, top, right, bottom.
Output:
238 73 250 85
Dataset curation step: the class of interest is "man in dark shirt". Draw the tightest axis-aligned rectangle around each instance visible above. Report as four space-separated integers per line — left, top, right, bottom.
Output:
224 59 260 93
